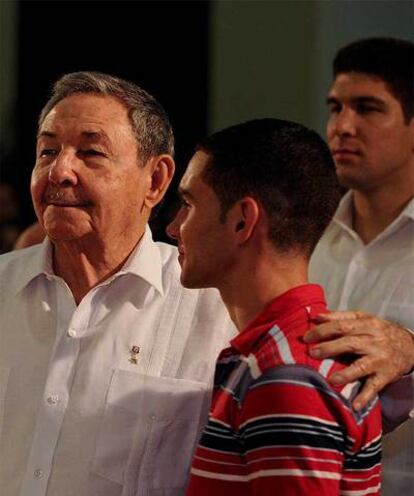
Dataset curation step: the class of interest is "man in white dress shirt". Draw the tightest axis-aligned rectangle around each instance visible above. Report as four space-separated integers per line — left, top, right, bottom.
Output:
309 37 414 494
0 72 234 496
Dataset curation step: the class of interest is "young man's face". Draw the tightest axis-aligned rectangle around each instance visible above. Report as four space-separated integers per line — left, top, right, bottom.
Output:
326 72 414 191
167 150 237 289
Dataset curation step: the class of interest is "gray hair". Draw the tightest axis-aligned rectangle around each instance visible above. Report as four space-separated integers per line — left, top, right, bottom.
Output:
39 71 174 164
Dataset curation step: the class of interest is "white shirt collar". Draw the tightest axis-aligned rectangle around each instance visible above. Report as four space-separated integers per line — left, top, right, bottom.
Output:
115 225 164 295
332 191 354 230
333 190 414 232
13 225 164 296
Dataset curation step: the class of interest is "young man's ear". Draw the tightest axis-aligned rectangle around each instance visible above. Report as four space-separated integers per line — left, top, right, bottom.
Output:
232 197 260 243
144 155 175 208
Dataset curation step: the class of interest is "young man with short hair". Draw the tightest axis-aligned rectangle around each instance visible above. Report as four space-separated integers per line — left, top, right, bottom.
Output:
168 118 382 495
309 37 414 494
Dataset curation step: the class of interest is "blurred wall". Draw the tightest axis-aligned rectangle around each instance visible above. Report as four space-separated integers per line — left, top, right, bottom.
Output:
208 0 317 132
0 0 18 162
0 0 211 241
209 0 414 136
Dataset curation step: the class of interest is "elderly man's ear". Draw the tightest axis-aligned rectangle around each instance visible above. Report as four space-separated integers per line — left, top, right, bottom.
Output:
144 155 175 208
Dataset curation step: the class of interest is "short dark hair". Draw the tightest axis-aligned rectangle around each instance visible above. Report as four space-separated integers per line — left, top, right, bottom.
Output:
333 37 414 122
197 118 340 257
39 71 174 164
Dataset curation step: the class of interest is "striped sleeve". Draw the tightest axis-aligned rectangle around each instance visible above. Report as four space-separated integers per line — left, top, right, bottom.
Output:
237 364 381 496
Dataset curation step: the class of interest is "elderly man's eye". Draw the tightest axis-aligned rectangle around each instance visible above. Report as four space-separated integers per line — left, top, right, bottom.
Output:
39 148 58 157
83 149 107 157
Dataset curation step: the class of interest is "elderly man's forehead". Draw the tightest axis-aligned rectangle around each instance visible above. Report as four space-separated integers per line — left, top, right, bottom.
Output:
37 94 136 142
37 128 112 144
41 93 130 124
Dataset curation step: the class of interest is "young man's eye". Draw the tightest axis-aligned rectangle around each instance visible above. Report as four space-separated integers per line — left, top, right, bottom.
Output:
328 103 341 114
357 105 380 114
180 198 191 209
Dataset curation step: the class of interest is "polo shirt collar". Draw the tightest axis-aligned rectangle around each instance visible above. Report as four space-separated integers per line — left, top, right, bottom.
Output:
230 284 326 356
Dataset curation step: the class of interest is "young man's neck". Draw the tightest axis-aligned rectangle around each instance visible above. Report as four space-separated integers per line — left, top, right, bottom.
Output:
352 186 413 244
219 253 309 332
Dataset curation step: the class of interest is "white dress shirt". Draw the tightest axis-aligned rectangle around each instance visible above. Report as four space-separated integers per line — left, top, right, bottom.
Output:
310 192 414 495
0 226 235 496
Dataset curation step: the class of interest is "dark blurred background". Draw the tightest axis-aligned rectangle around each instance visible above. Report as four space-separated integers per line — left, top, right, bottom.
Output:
1 0 413 251
1 0 211 246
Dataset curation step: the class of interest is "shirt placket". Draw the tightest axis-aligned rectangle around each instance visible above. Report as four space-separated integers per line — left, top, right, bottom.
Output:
337 239 367 311
20 278 80 496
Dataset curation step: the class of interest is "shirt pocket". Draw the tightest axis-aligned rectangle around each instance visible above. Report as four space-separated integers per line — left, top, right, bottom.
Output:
91 369 208 495
0 367 10 441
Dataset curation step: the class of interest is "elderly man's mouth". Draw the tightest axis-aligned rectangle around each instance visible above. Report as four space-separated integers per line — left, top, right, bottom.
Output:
46 201 90 207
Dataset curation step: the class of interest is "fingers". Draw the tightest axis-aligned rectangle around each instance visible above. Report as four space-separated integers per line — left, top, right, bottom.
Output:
304 313 383 344
329 357 372 385
351 376 385 411
304 321 344 344
328 358 391 411
314 310 372 322
304 313 414 398
308 335 361 359
304 318 364 344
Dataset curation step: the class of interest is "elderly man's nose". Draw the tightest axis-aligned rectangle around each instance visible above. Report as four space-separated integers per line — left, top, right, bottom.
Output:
48 151 78 186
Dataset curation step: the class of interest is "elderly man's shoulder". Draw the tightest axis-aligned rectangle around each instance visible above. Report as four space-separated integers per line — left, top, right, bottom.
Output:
0 243 44 302
0 242 42 269
0 242 43 277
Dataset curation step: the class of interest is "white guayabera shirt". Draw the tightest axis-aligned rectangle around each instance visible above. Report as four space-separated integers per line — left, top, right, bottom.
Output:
310 192 414 496
0 226 235 496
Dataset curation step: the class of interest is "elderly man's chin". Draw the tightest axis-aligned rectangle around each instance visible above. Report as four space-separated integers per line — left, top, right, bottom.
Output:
39 206 91 241
41 217 92 244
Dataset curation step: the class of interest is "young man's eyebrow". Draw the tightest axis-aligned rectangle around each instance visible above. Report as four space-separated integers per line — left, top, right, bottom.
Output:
326 95 386 106
354 95 386 106
178 186 194 199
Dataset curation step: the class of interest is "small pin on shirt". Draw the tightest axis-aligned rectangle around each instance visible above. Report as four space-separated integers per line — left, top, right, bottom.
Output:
129 345 140 365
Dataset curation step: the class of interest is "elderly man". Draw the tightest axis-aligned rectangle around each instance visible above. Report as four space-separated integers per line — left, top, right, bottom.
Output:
0 72 234 496
309 37 414 494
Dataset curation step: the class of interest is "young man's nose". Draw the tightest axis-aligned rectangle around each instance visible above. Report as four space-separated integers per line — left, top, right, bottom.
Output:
333 108 357 137
166 216 179 240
